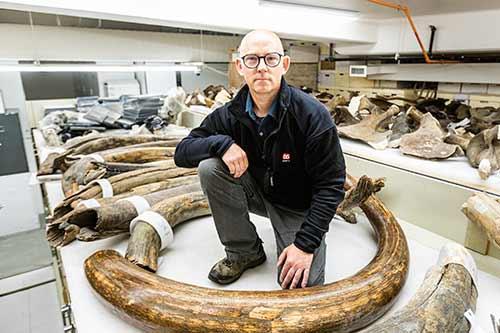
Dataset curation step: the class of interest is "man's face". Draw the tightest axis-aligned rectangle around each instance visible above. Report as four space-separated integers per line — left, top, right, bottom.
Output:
236 37 290 95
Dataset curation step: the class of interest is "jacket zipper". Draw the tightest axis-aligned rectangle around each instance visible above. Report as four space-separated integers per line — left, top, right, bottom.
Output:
263 106 288 188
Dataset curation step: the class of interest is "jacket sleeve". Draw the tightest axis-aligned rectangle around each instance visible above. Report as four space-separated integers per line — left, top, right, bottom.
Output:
174 109 235 168
294 124 346 253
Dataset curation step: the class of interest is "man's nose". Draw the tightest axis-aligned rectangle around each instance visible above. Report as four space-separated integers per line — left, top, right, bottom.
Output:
257 58 268 72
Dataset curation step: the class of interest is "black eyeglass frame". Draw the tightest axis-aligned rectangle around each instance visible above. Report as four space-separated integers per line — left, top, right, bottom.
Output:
240 52 284 69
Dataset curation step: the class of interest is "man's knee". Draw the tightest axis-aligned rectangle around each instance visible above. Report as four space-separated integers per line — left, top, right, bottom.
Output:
198 158 234 193
198 158 225 180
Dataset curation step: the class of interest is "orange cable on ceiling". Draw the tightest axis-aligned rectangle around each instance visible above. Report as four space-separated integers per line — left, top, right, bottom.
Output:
368 0 459 64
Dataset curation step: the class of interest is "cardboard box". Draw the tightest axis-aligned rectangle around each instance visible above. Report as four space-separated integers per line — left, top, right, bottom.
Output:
318 70 335 88
335 72 349 88
349 77 375 88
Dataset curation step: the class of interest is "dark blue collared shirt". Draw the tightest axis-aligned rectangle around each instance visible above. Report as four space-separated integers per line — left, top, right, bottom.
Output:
245 93 279 139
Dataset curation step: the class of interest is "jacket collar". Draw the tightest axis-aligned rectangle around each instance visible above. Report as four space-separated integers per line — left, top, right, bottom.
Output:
228 77 291 119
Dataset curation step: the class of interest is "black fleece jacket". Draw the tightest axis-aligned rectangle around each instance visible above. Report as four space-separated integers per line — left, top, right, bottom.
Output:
174 79 346 253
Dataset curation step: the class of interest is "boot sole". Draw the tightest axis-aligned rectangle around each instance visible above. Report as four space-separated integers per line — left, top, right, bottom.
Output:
208 254 267 285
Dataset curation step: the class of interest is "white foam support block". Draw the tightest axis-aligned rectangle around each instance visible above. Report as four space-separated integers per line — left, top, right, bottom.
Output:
117 196 150 215
129 211 173 251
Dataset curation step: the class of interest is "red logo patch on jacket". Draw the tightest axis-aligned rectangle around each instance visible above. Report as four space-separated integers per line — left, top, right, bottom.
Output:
282 153 291 162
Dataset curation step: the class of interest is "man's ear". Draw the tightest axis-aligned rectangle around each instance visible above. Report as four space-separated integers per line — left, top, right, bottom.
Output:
282 55 291 74
235 58 245 76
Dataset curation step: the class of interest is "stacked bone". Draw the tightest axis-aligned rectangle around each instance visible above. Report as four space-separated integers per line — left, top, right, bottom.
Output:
316 91 500 180
39 132 210 272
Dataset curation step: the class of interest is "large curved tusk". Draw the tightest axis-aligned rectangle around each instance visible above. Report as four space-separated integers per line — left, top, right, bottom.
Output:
84 174 410 333
360 243 478 333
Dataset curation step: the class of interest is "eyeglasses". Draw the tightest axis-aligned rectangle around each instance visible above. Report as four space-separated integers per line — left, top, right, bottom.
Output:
240 52 283 69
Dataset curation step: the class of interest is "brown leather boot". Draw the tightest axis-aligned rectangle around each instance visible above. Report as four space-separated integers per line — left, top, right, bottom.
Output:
208 249 266 285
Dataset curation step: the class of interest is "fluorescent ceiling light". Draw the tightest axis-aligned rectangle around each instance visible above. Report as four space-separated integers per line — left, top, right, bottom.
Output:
0 63 201 72
259 0 360 18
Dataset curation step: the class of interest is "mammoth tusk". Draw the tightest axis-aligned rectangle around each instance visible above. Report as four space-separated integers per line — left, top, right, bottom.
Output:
38 135 181 176
61 147 177 195
462 192 500 250
84 174 410 332
46 176 200 247
54 167 197 222
126 191 210 272
359 243 478 333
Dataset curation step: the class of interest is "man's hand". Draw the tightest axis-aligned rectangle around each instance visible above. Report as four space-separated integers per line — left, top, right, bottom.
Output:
222 143 249 178
277 244 313 289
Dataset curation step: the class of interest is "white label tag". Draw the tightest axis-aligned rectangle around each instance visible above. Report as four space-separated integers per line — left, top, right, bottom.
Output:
77 198 101 209
474 201 489 214
464 309 486 333
117 196 150 215
89 179 113 198
130 211 173 251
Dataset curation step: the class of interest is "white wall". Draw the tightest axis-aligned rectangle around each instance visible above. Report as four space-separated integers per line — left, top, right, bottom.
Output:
181 64 229 93
336 9 500 55
145 71 177 96
96 71 136 97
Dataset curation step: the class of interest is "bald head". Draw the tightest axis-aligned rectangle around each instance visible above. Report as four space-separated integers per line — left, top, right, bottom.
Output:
235 29 290 96
238 30 284 56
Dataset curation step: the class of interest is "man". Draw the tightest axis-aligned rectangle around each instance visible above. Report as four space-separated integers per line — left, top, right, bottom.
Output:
174 30 345 289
